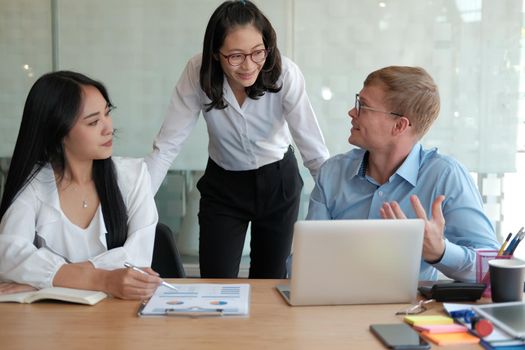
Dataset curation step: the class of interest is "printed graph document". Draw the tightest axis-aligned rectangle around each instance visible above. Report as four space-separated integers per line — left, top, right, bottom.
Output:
138 283 250 317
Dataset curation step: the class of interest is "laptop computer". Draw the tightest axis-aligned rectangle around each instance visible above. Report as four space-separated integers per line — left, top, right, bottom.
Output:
277 219 425 306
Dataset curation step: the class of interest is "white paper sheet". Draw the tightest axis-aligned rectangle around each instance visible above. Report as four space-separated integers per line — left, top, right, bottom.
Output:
139 283 250 317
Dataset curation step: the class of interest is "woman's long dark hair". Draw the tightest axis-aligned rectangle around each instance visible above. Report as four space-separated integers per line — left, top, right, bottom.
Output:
0 71 128 249
200 0 282 111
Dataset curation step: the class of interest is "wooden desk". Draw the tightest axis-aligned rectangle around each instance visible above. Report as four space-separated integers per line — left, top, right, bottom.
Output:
0 279 484 350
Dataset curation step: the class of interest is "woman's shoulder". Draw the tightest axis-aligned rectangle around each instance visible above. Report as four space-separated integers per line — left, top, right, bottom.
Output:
6 164 54 212
176 53 205 96
186 53 203 73
280 55 301 73
26 164 55 194
278 55 305 85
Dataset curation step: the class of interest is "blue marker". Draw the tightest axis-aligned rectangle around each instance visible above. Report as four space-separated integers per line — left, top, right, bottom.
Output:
509 232 525 256
504 228 524 256
450 309 476 323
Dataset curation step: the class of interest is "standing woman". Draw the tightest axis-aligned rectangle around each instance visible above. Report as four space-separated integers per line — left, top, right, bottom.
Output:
146 0 329 278
0 71 160 299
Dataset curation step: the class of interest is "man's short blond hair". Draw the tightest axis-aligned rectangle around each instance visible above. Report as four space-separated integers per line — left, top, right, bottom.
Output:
364 66 440 138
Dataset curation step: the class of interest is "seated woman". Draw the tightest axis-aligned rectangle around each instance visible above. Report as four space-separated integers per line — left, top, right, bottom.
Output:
0 71 161 299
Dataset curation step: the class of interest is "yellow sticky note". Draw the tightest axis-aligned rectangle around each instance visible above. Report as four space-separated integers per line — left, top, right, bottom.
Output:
404 315 454 326
421 331 480 345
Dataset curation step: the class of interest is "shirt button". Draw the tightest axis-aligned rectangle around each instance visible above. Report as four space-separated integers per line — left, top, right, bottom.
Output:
378 191 383 197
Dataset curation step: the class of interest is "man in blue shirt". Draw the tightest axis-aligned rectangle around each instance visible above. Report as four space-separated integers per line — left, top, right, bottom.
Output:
307 66 499 281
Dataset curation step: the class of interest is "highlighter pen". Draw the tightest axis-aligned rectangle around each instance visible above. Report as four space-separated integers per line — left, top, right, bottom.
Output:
471 316 494 338
449 310 493 338
165 308 224 317
497 232 513 256
124 262 178 291
449 309 476 322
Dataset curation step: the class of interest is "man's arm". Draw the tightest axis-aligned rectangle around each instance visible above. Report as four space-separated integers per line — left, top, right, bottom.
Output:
306 168 331 220
381 164 499 282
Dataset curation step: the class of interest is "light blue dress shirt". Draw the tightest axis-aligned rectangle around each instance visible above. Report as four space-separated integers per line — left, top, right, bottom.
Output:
307 143 499 282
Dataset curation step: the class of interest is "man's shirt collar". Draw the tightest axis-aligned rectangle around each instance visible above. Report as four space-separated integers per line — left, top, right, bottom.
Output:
354 144 421 186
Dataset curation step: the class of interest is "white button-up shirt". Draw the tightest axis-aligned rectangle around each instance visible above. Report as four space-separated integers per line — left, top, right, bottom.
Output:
0 157 158 289
145 54 330 193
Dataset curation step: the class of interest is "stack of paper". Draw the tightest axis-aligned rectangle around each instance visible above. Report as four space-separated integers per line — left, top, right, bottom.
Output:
443 303 525 350
404 315 454 326
422 331 480 345
404 314 480 346
138 283 250 317
413 324 468 334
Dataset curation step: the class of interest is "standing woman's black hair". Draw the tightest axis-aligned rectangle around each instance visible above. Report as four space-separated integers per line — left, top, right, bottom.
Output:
0 71 128 249
200 0 282 111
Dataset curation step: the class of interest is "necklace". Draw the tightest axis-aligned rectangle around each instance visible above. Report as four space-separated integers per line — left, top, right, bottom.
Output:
55 170 95 210
59 182 91 209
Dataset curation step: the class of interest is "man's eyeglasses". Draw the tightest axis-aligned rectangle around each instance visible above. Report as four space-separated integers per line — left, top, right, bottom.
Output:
219 49 269 67
355 93 404 118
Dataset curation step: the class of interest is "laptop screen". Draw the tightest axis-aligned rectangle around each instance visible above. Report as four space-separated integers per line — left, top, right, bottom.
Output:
286 219 425 306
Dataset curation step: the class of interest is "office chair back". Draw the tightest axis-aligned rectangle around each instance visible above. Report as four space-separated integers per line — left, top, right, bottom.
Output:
152 223 186 278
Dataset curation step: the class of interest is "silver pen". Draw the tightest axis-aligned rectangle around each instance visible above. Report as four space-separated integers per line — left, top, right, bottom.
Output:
124 262 178 291
165 306 224 317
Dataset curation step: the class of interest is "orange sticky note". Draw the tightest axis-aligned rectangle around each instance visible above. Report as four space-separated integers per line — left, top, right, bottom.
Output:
404 315 454 326
413 324 468 334
421 331 479 345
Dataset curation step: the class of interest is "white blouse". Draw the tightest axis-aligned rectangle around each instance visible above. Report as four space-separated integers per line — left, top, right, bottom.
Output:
0 157 158 289
145 54 330 193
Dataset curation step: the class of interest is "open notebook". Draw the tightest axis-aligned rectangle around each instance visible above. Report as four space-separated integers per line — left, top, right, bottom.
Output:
0 287 107 305
277 219 425 306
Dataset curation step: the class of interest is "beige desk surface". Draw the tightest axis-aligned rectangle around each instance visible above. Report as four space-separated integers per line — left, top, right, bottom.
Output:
0 279 486 350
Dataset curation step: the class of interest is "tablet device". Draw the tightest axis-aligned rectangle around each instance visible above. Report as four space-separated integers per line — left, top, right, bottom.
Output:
473 302 525 339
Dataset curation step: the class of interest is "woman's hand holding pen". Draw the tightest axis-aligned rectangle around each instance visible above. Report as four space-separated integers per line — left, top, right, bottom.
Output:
53 262 162 300
103 267 162 300
380 195 446 263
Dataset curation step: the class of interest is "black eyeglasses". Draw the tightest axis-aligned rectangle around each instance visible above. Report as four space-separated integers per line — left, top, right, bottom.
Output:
106 104 116 114
355 93 404 118
219 48 269 67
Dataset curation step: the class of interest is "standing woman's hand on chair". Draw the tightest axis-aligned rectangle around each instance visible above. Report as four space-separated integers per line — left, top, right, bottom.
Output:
380 194 446 263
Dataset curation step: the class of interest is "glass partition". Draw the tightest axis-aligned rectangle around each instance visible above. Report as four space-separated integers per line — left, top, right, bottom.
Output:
1 0 524 274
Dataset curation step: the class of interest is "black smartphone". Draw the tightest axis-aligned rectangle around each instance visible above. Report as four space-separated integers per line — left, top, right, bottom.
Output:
370 324 431 350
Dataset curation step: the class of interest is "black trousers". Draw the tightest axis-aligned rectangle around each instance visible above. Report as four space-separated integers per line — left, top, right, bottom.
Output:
197 147 303 278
